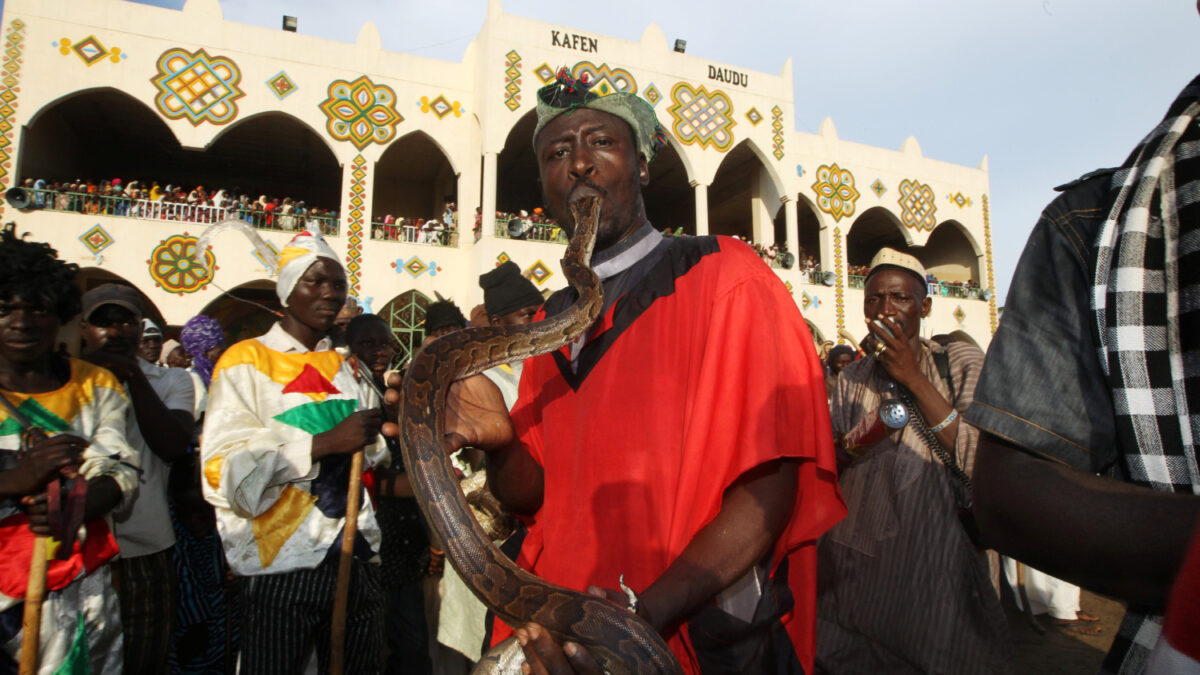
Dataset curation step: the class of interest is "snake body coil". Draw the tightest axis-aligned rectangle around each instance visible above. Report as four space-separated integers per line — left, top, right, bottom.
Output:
399 197 682 675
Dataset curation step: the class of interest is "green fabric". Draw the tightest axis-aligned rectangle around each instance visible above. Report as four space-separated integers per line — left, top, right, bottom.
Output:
52 612 90 675
272 398 358 436
533 77 665 163
0 398 71 437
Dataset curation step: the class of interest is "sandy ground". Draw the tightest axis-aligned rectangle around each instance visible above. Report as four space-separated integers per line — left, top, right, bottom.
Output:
1005 582 1123 674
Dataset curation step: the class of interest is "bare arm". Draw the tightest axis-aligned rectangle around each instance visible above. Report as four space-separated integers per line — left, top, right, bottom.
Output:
975 432 1200 608
633 459 798 634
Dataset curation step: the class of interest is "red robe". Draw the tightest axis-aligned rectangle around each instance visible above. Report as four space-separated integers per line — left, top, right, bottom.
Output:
495 236 845 673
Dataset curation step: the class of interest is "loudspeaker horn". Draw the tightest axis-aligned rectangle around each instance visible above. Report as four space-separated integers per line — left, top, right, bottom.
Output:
778 251 796 269
507 217 528 240
821 271 837 286
5 187 31 210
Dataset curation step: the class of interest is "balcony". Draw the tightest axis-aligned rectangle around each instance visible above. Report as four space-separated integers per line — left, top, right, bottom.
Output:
369 220 459 248
494 217 568 245
25 188 339 236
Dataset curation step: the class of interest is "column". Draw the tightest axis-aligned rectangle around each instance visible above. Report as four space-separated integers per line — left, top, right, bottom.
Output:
692 181 709 236
481 151 497 240
782 197 798 260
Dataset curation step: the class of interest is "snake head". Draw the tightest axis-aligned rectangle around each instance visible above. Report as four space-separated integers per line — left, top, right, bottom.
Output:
567 196 603 261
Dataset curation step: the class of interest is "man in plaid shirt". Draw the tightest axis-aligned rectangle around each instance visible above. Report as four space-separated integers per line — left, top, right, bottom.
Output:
966 66 1200 673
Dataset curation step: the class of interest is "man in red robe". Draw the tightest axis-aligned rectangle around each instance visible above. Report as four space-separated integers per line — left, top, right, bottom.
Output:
415 71 844 674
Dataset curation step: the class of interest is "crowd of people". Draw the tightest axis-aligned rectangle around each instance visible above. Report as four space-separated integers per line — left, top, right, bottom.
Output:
4 55 1200 675
16 177 341 235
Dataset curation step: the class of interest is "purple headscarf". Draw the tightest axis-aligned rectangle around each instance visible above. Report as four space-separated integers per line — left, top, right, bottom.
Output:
180 315 225 386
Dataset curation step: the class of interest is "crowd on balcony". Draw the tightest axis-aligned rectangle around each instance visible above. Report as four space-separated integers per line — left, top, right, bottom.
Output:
16 177 340 235
370 202 459 246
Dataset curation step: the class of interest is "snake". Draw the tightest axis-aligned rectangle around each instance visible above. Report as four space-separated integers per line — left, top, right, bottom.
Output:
398 196 683 675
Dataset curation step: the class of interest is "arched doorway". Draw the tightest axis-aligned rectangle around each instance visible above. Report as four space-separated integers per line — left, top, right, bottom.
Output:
708 140 783 243
19 90 342 221
496 111 540 218
198 280 282 344
846 207 914 287
643 138 693 235
773 195 824 273
377 290 432 367
373 131 458 242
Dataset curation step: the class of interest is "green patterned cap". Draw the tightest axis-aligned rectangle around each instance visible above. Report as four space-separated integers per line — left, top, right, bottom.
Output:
533 67 666 163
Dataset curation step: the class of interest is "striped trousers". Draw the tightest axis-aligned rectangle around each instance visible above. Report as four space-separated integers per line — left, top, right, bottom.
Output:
113 547 177 675
240 559 383 674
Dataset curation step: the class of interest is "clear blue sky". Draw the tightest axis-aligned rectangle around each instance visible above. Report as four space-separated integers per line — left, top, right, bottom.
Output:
65 1 1200 299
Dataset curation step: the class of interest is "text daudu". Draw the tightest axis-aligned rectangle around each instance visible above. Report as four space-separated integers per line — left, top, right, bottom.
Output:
550 30 599 53
708 66 748 88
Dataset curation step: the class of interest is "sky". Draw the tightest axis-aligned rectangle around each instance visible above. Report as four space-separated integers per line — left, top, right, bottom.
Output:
104 0 1200 299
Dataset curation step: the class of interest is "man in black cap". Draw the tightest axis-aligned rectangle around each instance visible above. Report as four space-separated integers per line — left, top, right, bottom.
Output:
79 283 194 674
422 300 467 344
478 262 544 407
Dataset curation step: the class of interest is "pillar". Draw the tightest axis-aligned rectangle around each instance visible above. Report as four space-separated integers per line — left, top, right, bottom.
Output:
481 151 497 239
692 181 709 236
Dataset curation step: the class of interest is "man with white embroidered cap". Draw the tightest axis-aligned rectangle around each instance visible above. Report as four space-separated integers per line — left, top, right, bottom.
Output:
816 247 1009 674
201 230 388 673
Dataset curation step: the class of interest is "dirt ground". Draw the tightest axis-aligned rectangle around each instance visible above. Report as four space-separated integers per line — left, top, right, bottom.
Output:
1004 582 1123 674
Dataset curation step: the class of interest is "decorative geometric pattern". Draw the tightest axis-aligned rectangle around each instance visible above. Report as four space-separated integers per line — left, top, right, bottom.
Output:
56 36 123 66
525 260 553 285
898 179 937 232
420 95 463 119
151 47 244 126
570 61 637 96
745 107 763 126
252 239 280 270
496 252 511 266
79 224 113 254
770 105 784 160
534 63 555 84
947 191 973 208
345 155 367 294
392 256 442 278
812 164 860 222
668 82 735 152
503 50 521 112
953 305 966 324
871 179 886 197
834 226 846 342
785 282 794 295
148 234 215 295
0 19 27 218
320 75 401 150
266 71 297 100
982 194 998 333
642 84 661 107
796 164 805 177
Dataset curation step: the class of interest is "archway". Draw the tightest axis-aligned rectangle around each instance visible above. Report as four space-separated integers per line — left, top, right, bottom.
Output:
198 279 282 344
376 290 432 367
643 138 693 235
373 131 458 235
19 90 342 216
773 195 824 271
921 220 981 283
496 110 540 218
708 140 783 243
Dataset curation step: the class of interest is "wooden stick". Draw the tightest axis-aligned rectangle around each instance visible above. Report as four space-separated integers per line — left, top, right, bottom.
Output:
19 535 48 675
330 450 364 675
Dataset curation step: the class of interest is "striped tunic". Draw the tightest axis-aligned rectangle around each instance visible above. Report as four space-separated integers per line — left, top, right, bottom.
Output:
817 339 1011 674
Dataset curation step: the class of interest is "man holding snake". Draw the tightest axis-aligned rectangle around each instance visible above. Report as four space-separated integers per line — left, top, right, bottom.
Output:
394 71 845 674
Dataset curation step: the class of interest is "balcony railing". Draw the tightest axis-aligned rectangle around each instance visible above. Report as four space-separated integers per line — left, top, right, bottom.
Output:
369 222 459 248
848 274 866 290
25 189 339 236
494 219 569 244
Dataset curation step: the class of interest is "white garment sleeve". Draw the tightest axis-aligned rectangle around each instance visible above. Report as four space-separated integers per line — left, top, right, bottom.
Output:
78 383 141 511
201 365 316 519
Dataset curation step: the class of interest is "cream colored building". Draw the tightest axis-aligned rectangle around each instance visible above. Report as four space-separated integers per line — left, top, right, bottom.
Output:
0 0 998 361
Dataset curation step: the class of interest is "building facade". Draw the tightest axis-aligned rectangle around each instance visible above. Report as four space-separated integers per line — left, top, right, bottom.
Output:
0 0 998 361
